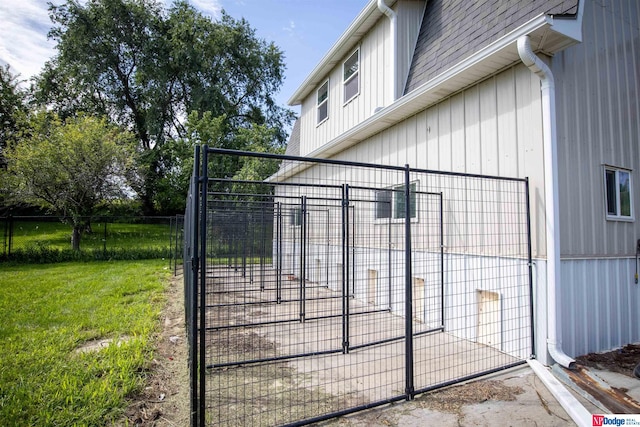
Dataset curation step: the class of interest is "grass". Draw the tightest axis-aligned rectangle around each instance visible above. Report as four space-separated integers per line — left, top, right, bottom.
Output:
0 260 170 426
8 220 172 252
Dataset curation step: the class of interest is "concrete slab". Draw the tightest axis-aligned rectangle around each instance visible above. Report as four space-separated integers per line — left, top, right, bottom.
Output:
318 366 578 426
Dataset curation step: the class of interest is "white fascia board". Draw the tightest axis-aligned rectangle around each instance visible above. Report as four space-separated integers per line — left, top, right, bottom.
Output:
271 11 583 182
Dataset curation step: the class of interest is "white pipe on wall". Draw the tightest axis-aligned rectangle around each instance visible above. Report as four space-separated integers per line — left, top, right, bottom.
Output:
517 35 575 369
377 0 397 101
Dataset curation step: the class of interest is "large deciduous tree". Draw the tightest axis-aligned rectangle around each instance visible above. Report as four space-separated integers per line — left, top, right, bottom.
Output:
36 0 294 214
3 114 136 250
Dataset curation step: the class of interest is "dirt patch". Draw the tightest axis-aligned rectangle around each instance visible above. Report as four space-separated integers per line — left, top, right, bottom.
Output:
75 336 132 354
209 330 277 355
576 343 640 377
119 272 190 427
415 380 524 414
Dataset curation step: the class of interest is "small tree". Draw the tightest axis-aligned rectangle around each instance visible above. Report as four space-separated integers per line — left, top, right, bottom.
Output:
3 113 135 250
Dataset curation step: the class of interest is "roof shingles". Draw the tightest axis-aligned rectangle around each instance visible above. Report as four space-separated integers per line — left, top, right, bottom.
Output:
404 0 579 94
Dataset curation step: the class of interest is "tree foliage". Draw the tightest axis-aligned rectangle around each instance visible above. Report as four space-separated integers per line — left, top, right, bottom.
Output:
0 65 29 169
35 0 294 213
3 114 136 250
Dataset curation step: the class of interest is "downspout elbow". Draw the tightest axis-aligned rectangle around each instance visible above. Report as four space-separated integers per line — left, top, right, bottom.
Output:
378 0 397 101
517 35 575 370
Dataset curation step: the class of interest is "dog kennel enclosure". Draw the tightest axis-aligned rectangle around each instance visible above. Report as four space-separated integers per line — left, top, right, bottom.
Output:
184 146 534 426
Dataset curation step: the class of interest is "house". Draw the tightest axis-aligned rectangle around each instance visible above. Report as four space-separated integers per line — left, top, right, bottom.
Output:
273 0 640 369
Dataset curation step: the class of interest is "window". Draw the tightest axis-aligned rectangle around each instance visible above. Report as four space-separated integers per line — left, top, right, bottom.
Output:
290 208 303 226
317 80 329 124
343 49 359 103
604 167 633 220
393 182 417 219
375 189 391 219
375 182 417 220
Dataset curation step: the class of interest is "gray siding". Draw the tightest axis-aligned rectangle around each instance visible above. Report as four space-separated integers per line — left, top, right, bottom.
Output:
404 0 578 94
554 0 640 258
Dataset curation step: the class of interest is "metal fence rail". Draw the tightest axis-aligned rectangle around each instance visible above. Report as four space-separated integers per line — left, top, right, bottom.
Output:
184 147 533 427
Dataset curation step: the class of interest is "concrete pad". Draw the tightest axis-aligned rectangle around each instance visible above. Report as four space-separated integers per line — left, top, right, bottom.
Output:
318 367 578 426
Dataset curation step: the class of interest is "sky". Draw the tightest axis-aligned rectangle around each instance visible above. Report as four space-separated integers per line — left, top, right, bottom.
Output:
0 0 370 113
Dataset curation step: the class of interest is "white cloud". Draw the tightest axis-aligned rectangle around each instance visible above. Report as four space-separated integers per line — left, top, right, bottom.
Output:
183 0 223 19
282 20 296 36
0 0 57 81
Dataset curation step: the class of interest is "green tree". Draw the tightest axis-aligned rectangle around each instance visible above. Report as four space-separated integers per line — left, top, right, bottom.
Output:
0 65 29 169
2 114 136 250
36 0 294 213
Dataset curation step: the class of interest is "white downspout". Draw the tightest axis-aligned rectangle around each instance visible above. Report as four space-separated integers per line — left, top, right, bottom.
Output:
517 35 575 369
377 0 397 101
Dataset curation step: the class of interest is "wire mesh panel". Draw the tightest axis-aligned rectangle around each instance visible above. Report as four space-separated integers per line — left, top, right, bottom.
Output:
184 147 533 427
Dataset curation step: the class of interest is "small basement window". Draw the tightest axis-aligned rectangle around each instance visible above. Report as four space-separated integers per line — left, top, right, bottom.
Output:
343 49 360 103
317 80 329 124
604 166 633 220
375 182 418 221
290 208 303 226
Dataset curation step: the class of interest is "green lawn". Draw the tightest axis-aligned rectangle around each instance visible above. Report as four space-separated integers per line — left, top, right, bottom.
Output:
0 260 170 426
8 220 172 252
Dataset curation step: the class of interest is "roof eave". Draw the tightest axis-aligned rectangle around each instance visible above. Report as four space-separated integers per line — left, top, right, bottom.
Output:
272 11 583 182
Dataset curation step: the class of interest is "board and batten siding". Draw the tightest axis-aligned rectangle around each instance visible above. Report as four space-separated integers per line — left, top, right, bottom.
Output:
323 63 547 257
299 15 391 156
298 1 425 157
554 0 640 258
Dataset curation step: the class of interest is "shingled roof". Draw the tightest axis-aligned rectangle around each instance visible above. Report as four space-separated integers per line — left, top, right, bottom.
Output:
404 0 579 94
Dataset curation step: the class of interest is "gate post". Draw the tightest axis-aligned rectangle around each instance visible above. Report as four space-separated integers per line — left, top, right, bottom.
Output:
342 184 350 354
198 145 209 427
525 178 536 358
276 202 282 303
300 196 307 322
189 145 201 427
404 165 415 400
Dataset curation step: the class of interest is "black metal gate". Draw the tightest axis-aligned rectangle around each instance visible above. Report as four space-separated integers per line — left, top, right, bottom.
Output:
184 147 534 426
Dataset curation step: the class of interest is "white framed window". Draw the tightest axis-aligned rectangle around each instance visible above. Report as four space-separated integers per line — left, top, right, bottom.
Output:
316 80 329 125
604 166 633 220
375 182 418 221
343 48 360 104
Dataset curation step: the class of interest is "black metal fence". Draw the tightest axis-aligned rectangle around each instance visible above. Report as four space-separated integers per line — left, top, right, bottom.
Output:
1 215 184 268
184 147 534 426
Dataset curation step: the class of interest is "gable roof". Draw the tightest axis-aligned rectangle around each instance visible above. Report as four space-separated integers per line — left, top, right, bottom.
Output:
404 0 579 94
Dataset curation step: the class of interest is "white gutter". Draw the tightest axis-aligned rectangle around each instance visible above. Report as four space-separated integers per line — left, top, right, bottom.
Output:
377 0 397 101
527 360 590 427
517 35 575 370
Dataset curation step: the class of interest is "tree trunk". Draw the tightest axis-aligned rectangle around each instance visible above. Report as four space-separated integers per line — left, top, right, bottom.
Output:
71 225 82 251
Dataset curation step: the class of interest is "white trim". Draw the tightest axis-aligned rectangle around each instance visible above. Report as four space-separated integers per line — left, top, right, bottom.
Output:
343 48 361 105
603 165 634 221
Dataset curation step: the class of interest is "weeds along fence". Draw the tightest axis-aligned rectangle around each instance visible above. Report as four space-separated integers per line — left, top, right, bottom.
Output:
1 215 184 267
184 147 534 427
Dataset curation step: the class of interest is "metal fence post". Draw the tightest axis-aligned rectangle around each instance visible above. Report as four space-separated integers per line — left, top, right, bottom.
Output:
300 196 307 322
8 214 13 256
404 165 414 401
525 178 536 358
198 145 209 427
189 145 201 427
342 184 350 354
